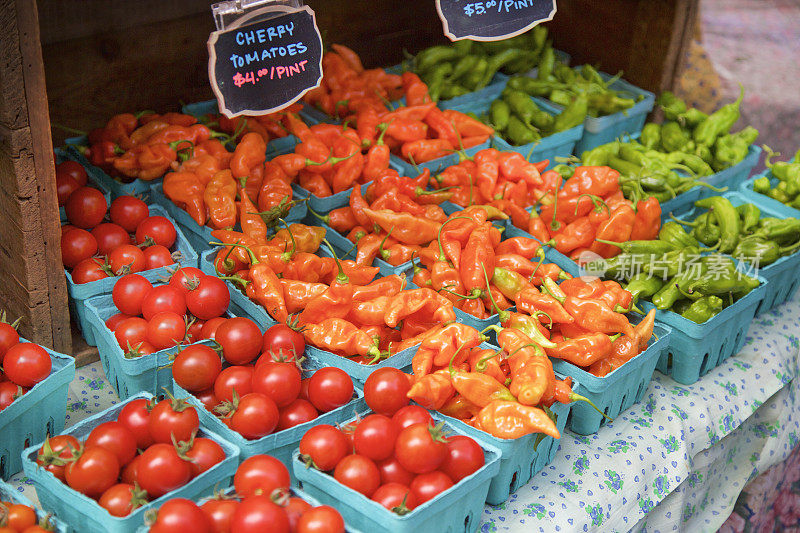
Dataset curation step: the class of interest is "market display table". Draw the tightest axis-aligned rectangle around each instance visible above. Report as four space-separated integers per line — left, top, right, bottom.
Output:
7 294 800 533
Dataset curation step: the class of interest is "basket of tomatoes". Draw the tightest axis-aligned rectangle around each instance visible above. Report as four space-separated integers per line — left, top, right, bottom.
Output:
0 479 69 533
0 321 76 479
21 392 239 533
55 154 112 224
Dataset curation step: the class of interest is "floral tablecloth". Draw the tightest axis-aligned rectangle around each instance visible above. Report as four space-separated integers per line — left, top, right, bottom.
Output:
7 295 800 532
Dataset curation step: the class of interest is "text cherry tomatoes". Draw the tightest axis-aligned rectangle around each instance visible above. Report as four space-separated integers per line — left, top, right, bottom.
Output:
333 454 380 497
172 344 222 392
110 196 149 233
298 425 350 471
307 367 353 413
233 454 290 498
364 367 410 416
136 216 177 248
65 187 106 229
112 274 153 316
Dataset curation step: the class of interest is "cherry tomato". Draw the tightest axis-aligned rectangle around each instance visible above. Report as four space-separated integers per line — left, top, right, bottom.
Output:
185 318 205 344
169 267 205 294
112 274 153 316
3 342 51 387
117 398 154 449
261 324 305 361
228 392 279 439
200 498 239 533
56 160 87 187
233 454 290 498
296 505 345 533
144 245 175 270
99 483 145 517
120 454 142 485
194 388 219 412
109 244 146 275
372 482 418 513
141 285 187 320
353 414 398 461
284 496 311 532
149 498 212 533
298 378 310 401
71 257 109 284
172 344 222 392
200 317 227 340
124 341 156 358
136 216 177 248
229 495 289 533
56 173 80 206
91 222 131 255
440 435 485 482
4 503 36 531
394 422 448 474
147 398 200 444
136 442 192 497
105 313 133 332
65 445 120 498
213 365 253 402
185 276 229 320
85 420 137 466
298 424 349 471
376 456 415 486
364 367 411 416
0 381 25 411
409 471 453 504
146 311 186 350
0 322 20 358
61 228 97 269
35 434 79 481
392 405 433 431
307 367 353 413
185 437 226 476
65 187 107 229
333 454 380 497
215 317 262 365
276 399 318 431
252 361 301 407
114 317 148 350
109 196 149 234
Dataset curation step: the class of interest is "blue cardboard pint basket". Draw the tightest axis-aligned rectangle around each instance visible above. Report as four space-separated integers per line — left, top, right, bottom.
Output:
174 379 366 479
0 480 69 533
150 183 307 254
65 204 198 347
293 411 501 533
63 136 152 198
740 154 800 218
697 144 762 200
0 340 75 479
552 321 671 435
55 147 112 224
22 393 239 533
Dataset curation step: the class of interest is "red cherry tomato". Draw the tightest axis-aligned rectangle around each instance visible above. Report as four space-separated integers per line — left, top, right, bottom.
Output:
394 422 449 474
409 471 453 504
147 398 200 444
71 257 109 284
105 313 133 332
0 381 24 411
200 317 227 340
252 361 301 407
298 424 350 471
261 324 305 361
108 244 146 275
65 445 120 498
136 442 193 498
146 311 186 350
193 388 219 412
296 506 345 533
56 160 88 187
391 405 433 431
353 414 398 461
35 434 79 481
186 276 230 320
85 420 138 467
440 435 485 482
185 437 226 476
376 456 415 486
0 322 20 358
136 216 177 248
227 392 279 439
3 342 51 387
185 318 204 344
201 498 239 533
233 454 290 498
124 341 156 358
284 497 311 532
307 367 353 413
213 365 253 402
117 397 155 449
121 454 142 485
61 228 98 269
143 245 175 270
364 367 411 416
172 344 222 392
114 317 148 350
110 196 149 233
141 285 187 320
5 503 36 531
56 174 80 206
169 267 205 294
334 454 380 497
65 187 107 229
99 483 144 517
112 274 153 316
149 498 212 533
372 482 418 513
229 495 289 533
91 223 131 255
215 317 262 365
276 399 318 431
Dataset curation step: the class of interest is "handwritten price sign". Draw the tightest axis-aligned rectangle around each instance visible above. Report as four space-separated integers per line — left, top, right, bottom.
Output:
436 0 556 41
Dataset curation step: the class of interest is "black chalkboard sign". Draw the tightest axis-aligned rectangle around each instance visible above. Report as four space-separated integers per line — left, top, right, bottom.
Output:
436 0 556 42
208 5 323 117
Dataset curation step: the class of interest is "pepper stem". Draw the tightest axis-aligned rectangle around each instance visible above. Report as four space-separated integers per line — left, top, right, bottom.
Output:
549 192 561 231
475 348 503 372
306 205 329 224
569 392 614 421
529 247 547 282
322 238 349 284
379 227 395 259
436 216 471 263
574 193 609 216
209 241 259 265
448 341 470 377
481 263 510 322
278 218 297 262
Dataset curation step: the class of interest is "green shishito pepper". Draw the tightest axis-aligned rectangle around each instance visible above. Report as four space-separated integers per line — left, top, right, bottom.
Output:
657 91 688 120
552 93 588 132
490 99 511 131
681 295 724 323
505 115 540 146
640 123 661 150
658 221 699 249
624 273 664 302
693 85 744 146
660 121 690 152
694 196 740 253
752 176 771 195
736 203 761 234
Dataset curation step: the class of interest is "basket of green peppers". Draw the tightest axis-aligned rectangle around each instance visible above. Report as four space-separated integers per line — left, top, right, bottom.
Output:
745 147 800 212
667 192 800 316
505 63 655 154
404 26 564 104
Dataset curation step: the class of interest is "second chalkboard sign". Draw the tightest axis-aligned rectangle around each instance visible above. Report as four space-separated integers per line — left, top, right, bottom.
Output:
207 5 323 117
436 0 556 42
